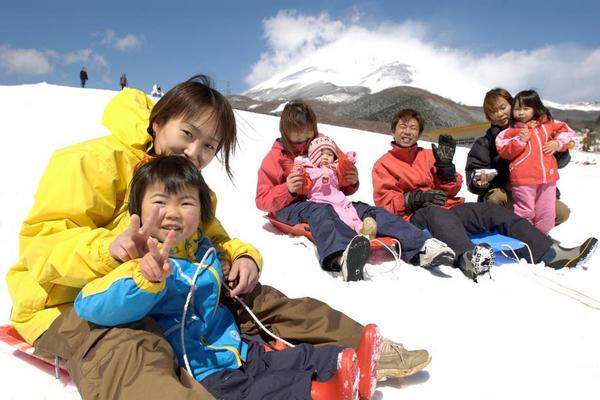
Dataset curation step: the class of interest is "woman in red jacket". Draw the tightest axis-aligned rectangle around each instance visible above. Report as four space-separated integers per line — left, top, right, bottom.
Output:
256 101 454 281
372 108 596 281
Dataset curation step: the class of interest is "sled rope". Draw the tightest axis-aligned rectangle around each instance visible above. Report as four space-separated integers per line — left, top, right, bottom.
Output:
501 243 600 311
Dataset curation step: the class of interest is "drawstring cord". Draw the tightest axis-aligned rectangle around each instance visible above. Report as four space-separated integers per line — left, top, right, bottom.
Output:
179 247 217 376
369 238 402 276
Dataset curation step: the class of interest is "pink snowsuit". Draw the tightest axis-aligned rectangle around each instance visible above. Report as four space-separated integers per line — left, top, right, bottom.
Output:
496 117 575 234
297 156 363 233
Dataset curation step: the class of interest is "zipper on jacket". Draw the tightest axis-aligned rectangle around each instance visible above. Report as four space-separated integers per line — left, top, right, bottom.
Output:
200 336 243 367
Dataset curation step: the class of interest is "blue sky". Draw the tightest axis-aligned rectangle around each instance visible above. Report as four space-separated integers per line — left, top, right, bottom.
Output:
1 0 599 101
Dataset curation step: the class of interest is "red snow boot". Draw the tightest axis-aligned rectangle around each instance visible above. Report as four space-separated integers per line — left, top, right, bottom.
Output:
311 348 359 400
355 324 382 400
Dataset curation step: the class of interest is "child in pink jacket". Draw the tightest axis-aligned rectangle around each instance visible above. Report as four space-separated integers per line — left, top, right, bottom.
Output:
495 90 575 234
295 135 375 236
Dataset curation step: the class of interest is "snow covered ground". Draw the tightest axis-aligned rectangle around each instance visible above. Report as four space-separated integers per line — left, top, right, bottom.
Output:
1 83 599 399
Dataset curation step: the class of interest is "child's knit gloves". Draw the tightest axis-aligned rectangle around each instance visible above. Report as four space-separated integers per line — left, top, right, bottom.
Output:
432 134 457 181
404 189 448 212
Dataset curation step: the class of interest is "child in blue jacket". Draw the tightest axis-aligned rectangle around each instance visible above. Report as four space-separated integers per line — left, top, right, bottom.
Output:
75 155 381 400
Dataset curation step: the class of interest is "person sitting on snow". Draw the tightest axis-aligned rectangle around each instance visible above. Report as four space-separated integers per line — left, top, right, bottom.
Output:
75 155 382 400
372 108 597 282
293 135 377 239
256 100 455 282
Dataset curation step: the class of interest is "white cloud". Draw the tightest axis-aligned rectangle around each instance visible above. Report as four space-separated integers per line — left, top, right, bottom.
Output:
246 11 600 104
115 34 143 51
98 29 143 51
0 45 52 75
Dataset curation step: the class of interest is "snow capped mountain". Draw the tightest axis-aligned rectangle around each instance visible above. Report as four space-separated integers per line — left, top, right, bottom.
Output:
545 100 600 112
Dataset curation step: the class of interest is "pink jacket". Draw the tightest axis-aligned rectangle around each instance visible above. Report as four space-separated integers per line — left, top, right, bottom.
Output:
496 118 574 185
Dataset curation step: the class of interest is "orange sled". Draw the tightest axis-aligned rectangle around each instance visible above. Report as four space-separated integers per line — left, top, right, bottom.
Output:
266 213 398 251
0 324 69 378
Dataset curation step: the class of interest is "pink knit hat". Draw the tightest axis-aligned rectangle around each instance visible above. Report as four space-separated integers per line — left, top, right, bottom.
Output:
308 135 337 166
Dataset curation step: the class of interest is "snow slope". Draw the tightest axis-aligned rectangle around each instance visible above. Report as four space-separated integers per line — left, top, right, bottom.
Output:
1 83 599 399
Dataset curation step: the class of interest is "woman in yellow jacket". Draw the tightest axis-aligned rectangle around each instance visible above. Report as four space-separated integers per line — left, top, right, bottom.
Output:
6 75 429 399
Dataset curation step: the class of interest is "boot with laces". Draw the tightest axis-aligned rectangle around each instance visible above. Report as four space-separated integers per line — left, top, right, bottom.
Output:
458 243 495 282
377 340 431 380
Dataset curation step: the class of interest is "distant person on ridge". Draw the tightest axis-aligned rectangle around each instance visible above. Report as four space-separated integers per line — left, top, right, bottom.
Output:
120 73 128 90
79 66 88 88
255 100 455 282
151 83 163 97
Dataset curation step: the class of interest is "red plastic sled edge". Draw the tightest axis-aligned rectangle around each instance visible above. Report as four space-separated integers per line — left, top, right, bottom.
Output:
266 214 397 251
0 325 69 375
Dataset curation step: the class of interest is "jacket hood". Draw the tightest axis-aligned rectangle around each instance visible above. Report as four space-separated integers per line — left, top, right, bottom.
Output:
101 88 155 160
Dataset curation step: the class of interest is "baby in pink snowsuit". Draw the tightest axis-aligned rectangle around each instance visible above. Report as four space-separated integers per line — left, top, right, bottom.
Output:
295 135 365 233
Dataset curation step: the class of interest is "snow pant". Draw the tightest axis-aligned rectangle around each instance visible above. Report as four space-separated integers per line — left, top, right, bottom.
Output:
409 203 553 262
200 341 343 400
276 200 430 266
33 284 364 400
510 183 556 235
483 186 570 226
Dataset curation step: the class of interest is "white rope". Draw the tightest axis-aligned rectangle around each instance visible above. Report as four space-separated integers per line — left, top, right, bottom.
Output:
501 242 600 311
224 284 296 349
180 247 216 376
369 238 402 275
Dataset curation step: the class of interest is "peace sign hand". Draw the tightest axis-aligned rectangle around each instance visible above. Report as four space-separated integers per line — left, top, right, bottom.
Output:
139 230 176 283
109 206 160 262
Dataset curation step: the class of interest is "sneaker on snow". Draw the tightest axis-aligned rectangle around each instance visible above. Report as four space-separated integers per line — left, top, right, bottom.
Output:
377 340 431 380
359 216 378 240
417 238 456 268
341 235 371 281
541 237 598 269
458 243 495 282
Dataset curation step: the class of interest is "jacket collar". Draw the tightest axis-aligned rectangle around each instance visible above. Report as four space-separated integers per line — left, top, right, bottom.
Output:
388 142 420 164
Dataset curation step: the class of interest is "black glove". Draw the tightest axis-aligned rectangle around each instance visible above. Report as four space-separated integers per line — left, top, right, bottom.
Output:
432 134 456 181
404 189 448 212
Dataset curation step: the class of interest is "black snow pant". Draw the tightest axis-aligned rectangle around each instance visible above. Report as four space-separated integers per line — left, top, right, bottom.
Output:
276 200 430 266
410 202 553 262
199 341 343 400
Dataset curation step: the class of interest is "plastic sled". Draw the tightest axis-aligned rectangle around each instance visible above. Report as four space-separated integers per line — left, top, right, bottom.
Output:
469 231 525 265
266 214 398 251
0 325 69 378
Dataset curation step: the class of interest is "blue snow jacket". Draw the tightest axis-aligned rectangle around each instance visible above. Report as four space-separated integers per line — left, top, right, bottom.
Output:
74 230 248 382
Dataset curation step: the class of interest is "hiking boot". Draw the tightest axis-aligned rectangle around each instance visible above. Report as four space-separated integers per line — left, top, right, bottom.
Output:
341 235 371 281
541 237 598 269
355 324 382 400
417 238 456 268
311 348 359 400
377 340 431 380
458 243 495 282
359 216 378 240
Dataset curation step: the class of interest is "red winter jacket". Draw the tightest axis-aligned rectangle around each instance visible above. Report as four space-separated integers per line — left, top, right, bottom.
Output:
495 118 574 185
372 143 464 220
256 139 358 214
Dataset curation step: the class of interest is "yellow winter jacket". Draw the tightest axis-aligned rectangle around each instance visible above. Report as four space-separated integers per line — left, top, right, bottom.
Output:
6 88 263 344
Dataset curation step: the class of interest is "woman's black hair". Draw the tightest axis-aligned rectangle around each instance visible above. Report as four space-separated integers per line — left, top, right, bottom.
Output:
128 155 214 225
512 89 552 123
147 74 237 179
